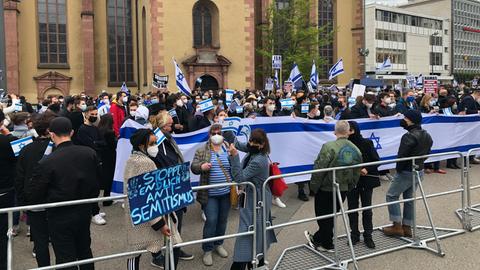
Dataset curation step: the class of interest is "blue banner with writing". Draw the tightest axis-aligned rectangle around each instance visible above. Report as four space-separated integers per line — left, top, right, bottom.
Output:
127 162 194 225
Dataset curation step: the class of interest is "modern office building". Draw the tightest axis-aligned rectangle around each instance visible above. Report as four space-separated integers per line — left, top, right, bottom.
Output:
401 0 480 79
364 3 452 83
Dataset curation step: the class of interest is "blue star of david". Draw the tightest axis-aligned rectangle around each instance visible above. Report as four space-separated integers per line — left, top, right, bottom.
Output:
177 73 184 81
18 142 26 149
369 133 382 150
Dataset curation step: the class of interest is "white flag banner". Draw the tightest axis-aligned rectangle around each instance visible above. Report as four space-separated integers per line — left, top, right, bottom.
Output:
10 136 33 157
174 59 192 96
112 115 480 194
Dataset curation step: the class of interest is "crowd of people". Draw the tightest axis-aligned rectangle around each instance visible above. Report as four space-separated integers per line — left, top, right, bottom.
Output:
1 81 480 270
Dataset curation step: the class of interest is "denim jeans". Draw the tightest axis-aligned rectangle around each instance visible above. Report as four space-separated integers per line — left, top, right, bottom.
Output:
202 194 230 252
386 171 422 226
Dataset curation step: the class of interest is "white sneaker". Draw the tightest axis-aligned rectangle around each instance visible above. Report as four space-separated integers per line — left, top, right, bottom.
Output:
215 245 228 258
26 226 31 237
203 251 213 266
273 197 286 208
201 211 207 222
99 212 106 218
91 214 107 225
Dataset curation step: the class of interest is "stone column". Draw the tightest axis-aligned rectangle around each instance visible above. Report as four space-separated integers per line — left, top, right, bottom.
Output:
4 1 19 95
81 0 95 96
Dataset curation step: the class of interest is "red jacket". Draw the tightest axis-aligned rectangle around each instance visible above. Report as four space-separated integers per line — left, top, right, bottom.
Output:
110 102 126 137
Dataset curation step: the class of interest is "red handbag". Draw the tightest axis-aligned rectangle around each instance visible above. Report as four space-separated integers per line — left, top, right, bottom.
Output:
269 160 288 197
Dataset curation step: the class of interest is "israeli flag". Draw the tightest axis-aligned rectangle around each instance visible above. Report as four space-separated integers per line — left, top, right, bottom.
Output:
43 141 54 156
406 75 416 88
153 128 166 145
10 136 33 157
221 117 242 134
280 98 295 109
236 106 244 114
274 70 280 89
377 57 392 70
174 59 192 96
416 74 423 88
14 103 23 112
168 108 178 118
120 82 129 94
309 61 318 89
301 103 309 114
199 98 214 113
225 89 235 107
328 59 344 81
288 63 303 90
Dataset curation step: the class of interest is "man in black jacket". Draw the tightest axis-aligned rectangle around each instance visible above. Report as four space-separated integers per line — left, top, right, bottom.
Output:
0 110 18 270
458 89 480 115
15 112 57 267
383 110 433 237
26 117 100 270
350 94 377 119
347 121 380 249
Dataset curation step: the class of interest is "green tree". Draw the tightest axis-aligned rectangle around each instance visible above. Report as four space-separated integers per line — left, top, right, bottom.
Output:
257 0 334 86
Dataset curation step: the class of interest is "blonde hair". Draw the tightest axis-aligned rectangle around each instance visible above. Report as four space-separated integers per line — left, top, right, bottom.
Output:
335 120 350 136
149 111 170 129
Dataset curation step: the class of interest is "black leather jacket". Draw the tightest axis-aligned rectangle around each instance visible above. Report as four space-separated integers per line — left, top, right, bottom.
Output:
396 125 433 172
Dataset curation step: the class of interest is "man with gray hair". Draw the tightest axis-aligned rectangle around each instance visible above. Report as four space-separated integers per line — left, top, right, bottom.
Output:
304 120 363 252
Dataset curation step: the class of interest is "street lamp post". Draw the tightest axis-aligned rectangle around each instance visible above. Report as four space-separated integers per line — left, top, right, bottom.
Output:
431 31 439 75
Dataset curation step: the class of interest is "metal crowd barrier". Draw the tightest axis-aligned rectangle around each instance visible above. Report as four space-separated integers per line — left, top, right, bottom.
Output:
455 147 480 231
1 181 258 270
261 151 466 270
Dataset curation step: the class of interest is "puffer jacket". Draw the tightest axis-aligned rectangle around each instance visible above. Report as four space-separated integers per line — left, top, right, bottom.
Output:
310 137 363 193
396 125 433 172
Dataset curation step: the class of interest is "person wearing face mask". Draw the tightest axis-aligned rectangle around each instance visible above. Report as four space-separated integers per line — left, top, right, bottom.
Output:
395 88 418 114
191 124 232 266
73 106 107 226
111 91 129 137
149 111 194 265
419 94 437 114
123 129 181 270
227 129 277 269
128 101 139 121
26 117 100 270
383 110 433 237
259 97 279 117
346 121 380 249
304 103 321 120
175 94 192 133
350 94 377 119
374 93 397 117
67 97 87 136
335 96 352 120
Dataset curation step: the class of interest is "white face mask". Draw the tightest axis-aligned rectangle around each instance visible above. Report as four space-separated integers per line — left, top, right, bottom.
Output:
210 134 224 145
252 101 258 107
147 145 159 157
130 110 136 117
122 96 128 103
384 98 392 104
181 98 188 104
176 100 183 107
103 99 110 105
258 103 264 109
388 103 396 109
315 110 321 117
267 104 275 112
218 116 225 123
80 104 87 111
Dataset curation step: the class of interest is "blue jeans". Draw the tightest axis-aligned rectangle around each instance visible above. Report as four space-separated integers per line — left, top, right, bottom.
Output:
386 171 422 226
202 194 230 252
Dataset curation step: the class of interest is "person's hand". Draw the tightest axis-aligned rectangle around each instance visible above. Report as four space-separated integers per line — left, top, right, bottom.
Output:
395 113 403 117
160 225 171 236
228 143 238 156
9 93 17 100
458 111 466 115
174 124 183 131
291 112 296 118
360 168 368 176
0 125 10 136
369 114 379 120
201 163 212 171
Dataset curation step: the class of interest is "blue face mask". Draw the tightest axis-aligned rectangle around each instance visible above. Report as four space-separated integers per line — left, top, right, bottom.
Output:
407 96 415 103
151 98 159 104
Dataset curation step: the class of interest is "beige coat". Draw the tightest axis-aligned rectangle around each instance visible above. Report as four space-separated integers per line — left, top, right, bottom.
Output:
123 151 181 253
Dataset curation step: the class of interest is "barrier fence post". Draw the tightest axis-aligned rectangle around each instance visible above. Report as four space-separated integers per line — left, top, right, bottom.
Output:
7 211 13 270
332 170 339 265
411 160 419 244
414 170 445 256
461 153 472 230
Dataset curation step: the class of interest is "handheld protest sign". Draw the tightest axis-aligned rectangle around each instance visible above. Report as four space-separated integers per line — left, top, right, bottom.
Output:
283 81 293 93
280 98 295 109
225 89 235 106
152 73 169 89
127 162 194 225
301 103 309 114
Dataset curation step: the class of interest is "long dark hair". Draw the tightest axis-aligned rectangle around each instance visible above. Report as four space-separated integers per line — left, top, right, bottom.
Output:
98 114 114 137
250 128 270 154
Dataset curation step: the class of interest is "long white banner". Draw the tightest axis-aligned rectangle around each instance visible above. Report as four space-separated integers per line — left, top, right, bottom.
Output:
112 115 480 194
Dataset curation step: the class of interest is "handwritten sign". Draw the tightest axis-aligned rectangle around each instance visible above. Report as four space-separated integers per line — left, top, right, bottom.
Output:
127 162 194 225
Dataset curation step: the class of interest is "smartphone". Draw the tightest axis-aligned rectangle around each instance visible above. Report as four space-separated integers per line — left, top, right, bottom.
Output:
238 190 247 209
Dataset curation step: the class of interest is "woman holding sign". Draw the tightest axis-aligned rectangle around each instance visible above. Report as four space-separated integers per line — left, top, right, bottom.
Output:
228 129 277 270
192 124 232 266
123 129 180 270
